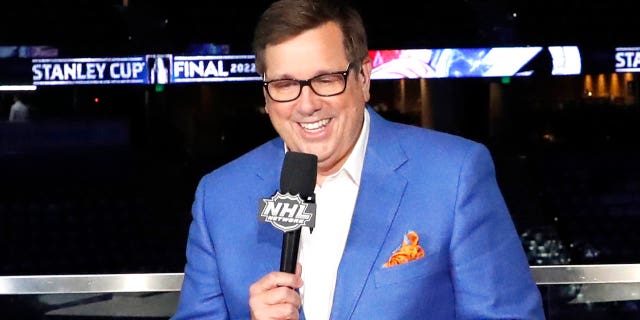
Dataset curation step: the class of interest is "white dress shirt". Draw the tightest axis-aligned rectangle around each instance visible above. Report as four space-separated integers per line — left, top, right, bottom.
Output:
297 109 370 320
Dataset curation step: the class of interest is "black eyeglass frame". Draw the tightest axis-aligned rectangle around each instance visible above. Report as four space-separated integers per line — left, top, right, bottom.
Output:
262 64 352 102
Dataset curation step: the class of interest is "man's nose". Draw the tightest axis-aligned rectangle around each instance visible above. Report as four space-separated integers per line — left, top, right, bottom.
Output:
295 85 322 115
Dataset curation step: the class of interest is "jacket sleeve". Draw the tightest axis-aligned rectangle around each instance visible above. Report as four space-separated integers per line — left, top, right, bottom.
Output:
171 176 230 320
450 143 545 320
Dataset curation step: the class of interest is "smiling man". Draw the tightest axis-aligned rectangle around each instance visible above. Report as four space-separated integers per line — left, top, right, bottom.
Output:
172 0 544 319
260 20 370 185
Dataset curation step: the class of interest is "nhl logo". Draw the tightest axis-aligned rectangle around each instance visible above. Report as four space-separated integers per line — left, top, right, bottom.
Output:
258 192 316 232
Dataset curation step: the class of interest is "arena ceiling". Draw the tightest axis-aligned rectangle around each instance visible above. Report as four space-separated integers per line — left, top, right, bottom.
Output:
0 0 637 56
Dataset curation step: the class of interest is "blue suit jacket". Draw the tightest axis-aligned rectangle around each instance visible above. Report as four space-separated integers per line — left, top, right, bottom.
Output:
172 108 545 320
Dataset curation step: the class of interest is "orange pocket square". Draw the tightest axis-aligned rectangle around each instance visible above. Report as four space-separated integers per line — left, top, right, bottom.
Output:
383 230 425 268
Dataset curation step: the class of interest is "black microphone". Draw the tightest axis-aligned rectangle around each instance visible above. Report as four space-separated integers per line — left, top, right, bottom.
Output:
279 151 317 273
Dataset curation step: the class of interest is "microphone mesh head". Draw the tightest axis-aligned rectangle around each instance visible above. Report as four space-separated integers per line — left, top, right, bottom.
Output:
280 152 317 198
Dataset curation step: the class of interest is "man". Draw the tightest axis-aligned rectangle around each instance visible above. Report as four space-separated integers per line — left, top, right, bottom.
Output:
172 0 545 319
9 94 29 122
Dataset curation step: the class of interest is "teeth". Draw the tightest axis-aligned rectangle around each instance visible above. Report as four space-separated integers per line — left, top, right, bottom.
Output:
300 119 329 130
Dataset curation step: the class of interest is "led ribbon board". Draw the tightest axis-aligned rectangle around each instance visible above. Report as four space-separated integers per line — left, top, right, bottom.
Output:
32 57 147 85
171 55 261 83
615 47 640 72
29 48 582 86
369 47 581 79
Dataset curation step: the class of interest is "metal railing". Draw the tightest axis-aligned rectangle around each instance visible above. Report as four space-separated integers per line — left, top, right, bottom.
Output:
2 265 640 318
2 264 640 294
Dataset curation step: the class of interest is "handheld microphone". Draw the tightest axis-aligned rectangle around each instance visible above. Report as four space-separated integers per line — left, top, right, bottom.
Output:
278 152 317 273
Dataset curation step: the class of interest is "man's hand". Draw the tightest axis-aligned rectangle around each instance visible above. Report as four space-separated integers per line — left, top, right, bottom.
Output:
249 263 303 320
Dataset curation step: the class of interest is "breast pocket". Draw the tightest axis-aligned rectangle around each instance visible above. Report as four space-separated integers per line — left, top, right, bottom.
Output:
373 253 448 288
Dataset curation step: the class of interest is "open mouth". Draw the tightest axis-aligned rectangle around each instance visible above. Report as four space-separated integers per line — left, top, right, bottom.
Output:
300 118 330 131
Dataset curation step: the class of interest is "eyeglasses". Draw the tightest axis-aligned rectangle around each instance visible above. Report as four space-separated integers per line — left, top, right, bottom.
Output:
263 64 351 102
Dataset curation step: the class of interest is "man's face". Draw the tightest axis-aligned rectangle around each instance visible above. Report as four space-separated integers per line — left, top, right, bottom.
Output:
263 21 371 178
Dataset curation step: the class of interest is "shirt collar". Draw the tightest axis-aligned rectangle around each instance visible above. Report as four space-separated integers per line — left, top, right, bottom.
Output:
339 107 370 186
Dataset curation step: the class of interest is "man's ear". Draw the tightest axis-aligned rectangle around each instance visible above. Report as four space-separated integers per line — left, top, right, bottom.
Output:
359 56 372 102
263 88 271 114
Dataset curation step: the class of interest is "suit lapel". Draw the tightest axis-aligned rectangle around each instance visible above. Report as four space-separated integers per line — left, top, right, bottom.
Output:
255 140 287 274
330 110 408 319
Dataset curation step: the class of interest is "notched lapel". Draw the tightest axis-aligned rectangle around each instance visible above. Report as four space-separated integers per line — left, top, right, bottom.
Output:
255 146 287 274
330 126 408 319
